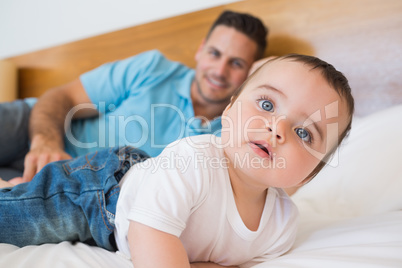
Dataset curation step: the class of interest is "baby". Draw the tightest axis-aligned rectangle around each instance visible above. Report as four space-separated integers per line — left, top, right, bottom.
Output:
0 54 354 268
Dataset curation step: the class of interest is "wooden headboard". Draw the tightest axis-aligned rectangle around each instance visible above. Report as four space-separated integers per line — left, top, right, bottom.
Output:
6 0 402 117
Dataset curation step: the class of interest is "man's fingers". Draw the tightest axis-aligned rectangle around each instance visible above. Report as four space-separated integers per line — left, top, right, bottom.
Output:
50 152 72 162
9 177 24 186
36 154 50 175
22 155 38 183
22 151 72 182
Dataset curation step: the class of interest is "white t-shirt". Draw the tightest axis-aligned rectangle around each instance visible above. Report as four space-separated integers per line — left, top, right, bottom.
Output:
114 134 299 267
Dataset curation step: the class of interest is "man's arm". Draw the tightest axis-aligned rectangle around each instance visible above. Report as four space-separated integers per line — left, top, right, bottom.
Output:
23 78 98 182
128 221 239 268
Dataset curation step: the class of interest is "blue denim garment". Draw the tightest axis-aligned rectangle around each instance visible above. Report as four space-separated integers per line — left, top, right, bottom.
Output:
0 146 149 250
0 100 33 179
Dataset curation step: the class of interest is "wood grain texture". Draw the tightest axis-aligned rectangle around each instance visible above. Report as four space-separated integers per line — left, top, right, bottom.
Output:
7 0 402 116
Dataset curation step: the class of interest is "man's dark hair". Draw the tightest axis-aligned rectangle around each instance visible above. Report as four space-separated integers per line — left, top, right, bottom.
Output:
207 10 268 60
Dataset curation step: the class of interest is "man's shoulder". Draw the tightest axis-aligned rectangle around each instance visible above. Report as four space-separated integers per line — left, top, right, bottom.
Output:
131 50 181 66
136 49 164 60
121 49 165 65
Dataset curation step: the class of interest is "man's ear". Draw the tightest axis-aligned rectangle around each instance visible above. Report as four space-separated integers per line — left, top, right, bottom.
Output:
195 39 206 61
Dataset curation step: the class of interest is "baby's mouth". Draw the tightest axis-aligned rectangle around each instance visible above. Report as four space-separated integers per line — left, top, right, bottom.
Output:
250 142 272 159
255 143 270 156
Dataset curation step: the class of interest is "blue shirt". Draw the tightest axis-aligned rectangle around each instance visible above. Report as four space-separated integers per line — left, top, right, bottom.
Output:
65 50 221 157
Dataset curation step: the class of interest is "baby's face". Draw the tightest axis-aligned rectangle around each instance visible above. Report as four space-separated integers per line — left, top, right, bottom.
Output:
221 59 349 189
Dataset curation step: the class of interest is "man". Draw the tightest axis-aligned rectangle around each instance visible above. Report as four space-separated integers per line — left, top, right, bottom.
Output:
0 10 268 182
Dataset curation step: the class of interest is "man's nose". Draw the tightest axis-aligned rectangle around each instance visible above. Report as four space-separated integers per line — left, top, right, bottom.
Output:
214 59 229 77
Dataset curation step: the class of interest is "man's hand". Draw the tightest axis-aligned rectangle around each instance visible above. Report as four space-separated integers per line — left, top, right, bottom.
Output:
24 79 95 183
0 178 15 188
22 135 72 182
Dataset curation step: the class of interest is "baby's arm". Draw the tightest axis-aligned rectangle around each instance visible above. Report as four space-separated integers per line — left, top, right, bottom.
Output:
191 263 239 268
128 221 191 267
128 221 239 268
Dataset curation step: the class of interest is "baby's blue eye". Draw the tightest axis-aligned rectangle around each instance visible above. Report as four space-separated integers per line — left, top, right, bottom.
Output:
295 128 311 143
258 100 274 112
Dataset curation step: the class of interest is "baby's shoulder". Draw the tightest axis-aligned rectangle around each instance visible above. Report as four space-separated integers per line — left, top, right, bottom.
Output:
165 134 223 155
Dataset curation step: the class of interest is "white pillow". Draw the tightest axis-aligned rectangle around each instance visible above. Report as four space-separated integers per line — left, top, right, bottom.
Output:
292 105 402 218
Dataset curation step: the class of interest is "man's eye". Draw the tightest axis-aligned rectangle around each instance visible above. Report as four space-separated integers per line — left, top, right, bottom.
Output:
232 60 243 68
209 50 220 57
258 100 274 112
295 128 311 143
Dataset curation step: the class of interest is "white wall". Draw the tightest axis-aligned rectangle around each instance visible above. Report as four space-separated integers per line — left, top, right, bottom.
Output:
0 0 239 59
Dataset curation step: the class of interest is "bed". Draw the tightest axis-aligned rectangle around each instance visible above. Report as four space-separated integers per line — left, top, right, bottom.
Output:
1 104 402 268
2 0 402 267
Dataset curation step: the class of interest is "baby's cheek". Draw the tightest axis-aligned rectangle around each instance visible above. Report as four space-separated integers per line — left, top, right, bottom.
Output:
293 152 320 178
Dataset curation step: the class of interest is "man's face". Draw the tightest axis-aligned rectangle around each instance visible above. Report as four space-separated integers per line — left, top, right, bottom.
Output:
192 25 258 106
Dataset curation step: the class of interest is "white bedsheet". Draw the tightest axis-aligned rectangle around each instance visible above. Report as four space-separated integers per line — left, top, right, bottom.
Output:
1 211 401 268
255 211 402 268
1 105 402 267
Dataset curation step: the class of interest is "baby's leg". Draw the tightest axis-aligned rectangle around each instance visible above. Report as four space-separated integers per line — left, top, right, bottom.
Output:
0 156 107 248
0 146 146 250
0 178 14 189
